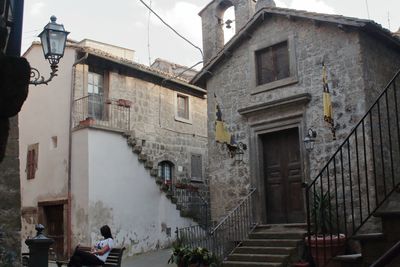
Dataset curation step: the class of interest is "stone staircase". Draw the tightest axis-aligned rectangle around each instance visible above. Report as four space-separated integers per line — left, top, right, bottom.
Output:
334 211 400 267
122 131 210 227
223 224 307 267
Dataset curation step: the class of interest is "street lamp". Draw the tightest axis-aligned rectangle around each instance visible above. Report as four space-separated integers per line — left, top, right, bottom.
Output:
30 16 69 85
304 128 317 152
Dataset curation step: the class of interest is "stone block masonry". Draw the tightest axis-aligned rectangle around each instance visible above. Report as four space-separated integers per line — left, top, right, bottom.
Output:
0 116 21 266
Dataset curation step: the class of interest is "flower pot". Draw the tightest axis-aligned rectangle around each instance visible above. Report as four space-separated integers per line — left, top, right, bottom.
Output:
117 99 132 107
175 183 188 189
293 260 309 267
307 234 346 267
79 117 95 127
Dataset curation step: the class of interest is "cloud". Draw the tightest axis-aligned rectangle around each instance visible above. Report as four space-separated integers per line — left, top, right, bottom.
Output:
29 2 46 16
275 0 288 8
289 0 335 14
149 1 203 44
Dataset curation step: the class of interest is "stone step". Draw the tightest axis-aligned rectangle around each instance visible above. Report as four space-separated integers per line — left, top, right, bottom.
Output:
222 261 283 267
374 210 400 219
132 144 142 153
255 223 307 230
227 253 288 263
249 232 306 239
138 153 147 162
242 239 300 247
351 233 385 241
333 253 363 267
235 246 295 255
374 211 400 241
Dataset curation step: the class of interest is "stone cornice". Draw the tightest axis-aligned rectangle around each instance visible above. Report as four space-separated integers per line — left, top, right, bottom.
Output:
238 93 311 116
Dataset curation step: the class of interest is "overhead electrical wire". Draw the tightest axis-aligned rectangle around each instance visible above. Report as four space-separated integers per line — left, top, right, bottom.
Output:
138 0 203 58
365 0 370 19
147 0 152 66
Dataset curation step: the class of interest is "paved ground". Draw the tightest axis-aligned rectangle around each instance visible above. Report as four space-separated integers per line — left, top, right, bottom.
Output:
122 248 174 267
49 248 174 267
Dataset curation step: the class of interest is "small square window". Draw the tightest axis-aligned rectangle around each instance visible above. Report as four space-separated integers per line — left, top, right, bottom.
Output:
51 136 58 149
256 41 290 86
177 94 189 120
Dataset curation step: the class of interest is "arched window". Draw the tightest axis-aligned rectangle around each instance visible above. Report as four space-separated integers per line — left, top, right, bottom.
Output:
158 161 173 184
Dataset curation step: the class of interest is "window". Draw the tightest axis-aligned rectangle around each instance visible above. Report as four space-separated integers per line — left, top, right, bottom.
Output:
26 143 39 180
177 94 189 120
158 161 173 184
256 41 289 86
191 154 202 181
88 71 104 119
51 136 58 149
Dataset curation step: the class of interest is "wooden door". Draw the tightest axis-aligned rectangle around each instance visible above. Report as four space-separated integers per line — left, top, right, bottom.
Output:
262 128 305 223
43 205 64 259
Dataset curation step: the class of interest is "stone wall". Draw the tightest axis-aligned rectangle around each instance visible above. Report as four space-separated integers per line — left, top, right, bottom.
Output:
359 32 400 213
0 116 21 266
204 14 400 222
74 64 208 183
200 0 256 63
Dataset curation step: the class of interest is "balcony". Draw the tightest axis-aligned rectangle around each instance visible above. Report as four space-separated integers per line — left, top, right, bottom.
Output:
72 95 131 131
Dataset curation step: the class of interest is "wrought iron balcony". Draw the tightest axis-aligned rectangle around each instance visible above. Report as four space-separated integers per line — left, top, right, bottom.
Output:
72 95 131 131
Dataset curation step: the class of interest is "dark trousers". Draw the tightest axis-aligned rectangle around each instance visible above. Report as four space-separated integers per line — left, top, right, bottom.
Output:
67 248 104 267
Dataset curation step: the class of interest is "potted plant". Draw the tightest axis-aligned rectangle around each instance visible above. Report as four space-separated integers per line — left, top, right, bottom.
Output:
79 117 95 127
168 244 219 267
175 178 189 189
307 190 346 267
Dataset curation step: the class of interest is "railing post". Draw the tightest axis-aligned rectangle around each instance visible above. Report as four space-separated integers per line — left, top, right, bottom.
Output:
25 224 54 267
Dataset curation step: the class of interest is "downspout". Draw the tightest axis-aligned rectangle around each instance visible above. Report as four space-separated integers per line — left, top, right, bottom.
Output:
67 52 88 256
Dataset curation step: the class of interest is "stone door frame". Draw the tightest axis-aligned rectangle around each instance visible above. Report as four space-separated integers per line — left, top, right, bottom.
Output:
238 93 311 223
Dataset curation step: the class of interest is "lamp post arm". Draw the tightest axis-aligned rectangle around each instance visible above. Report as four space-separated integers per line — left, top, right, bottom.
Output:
29 64 58 86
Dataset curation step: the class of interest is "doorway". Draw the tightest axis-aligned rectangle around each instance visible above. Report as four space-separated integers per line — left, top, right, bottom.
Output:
41 204 65 259
262 127 305 224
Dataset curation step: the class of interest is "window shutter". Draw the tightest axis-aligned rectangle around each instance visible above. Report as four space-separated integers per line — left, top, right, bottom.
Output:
26 144 39 180
191 154 202 180
256 41 289 85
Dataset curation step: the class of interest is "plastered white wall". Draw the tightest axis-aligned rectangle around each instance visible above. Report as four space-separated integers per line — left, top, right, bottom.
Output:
86 129 194 256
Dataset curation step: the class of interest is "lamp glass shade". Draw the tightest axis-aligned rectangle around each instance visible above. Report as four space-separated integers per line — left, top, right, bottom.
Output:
38 16 69 65
304 136 314 151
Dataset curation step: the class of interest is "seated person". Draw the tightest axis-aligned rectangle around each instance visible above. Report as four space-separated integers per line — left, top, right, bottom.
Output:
67 225 114 267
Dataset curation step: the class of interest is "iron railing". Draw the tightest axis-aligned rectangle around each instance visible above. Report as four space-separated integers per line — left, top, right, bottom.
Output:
170 184 211 229
370 240 400 267
178 188 257 261
305 69 400 266
72 95 131 131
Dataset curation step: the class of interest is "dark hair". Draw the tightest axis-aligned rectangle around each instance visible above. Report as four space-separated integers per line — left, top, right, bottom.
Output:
100 225 113 239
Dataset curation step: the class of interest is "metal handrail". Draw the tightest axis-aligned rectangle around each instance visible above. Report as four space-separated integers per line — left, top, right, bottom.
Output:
178 188 257 261
305 69 400 266
170 184 211 229
370 240 400 267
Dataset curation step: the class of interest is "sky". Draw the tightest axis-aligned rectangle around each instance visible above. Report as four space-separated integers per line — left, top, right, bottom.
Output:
22 0 400 69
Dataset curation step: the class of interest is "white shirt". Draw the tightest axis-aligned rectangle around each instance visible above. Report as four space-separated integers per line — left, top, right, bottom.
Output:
95 238 114 263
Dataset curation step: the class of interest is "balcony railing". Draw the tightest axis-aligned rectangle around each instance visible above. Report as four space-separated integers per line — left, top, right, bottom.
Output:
73 95 131 131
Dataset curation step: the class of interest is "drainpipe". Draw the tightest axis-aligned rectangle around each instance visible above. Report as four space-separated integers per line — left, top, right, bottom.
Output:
67 52 88 256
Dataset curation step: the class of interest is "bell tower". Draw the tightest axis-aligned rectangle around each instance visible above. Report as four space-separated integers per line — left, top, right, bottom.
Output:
199 0 256 63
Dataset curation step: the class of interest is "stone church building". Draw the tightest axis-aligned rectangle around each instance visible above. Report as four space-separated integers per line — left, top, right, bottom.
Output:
193 0 400 226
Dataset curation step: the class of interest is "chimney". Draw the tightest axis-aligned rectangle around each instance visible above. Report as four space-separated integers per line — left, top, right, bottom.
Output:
199 0 256 63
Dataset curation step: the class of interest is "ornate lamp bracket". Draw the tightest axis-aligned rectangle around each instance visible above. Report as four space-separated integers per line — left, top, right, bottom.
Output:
30 64 58 86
